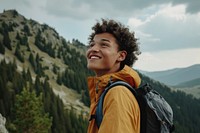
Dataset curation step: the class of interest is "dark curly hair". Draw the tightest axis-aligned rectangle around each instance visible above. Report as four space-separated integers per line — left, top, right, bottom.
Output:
88 18 140 68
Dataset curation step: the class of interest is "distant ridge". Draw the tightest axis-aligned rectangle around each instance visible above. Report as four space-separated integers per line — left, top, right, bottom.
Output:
142 64 200 86
175 77 200 88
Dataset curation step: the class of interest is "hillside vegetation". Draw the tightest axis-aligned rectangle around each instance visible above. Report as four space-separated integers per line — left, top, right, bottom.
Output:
0 9 92 132
0 9 93 110
175 77 200 88
0 9 200 133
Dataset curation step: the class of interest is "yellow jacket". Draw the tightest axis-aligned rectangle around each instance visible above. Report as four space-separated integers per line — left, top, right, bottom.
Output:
87 65 141 133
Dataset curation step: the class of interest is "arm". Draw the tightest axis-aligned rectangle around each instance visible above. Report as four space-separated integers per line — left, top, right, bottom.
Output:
98 86 140 133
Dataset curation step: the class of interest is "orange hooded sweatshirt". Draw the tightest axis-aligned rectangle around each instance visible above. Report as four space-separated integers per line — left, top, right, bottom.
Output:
87 65 141 133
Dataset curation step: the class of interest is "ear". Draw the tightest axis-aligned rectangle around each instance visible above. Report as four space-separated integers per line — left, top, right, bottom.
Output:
117 50 127 62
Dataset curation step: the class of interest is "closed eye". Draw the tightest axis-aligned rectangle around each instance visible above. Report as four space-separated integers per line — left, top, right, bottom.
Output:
87 42 95 48
100 43 109 47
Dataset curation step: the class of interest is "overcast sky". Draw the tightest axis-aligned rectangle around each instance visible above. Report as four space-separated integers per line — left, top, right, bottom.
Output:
1 0 200 71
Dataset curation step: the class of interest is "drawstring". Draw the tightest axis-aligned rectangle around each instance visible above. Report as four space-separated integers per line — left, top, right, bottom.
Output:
92 76 114 122
96 80 100 93
108 76 113 86
95 76 113 93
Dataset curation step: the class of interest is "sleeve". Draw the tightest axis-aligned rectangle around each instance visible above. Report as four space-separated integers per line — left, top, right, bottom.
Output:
98 86 140 133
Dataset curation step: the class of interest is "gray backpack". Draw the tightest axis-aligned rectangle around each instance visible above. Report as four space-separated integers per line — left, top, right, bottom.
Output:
96 81 175 133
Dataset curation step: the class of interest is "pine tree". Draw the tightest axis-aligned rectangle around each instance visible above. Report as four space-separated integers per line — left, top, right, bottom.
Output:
56 73 62 85
53 63 58 74
20 35 28 46
0 42 5 54
16 32 21 40
14 43 24 62
12 87 52 133
34 75 42 96
23 24 31 36
3 29 12 50
0 78 6 116
26 68 32 83
35 53 43 75
29 52 36 70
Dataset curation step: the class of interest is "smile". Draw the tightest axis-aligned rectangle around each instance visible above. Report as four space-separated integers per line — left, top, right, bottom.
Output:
89 55 101 59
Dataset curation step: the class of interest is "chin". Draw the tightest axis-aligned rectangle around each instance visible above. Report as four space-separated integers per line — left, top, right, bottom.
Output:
87 64 100 71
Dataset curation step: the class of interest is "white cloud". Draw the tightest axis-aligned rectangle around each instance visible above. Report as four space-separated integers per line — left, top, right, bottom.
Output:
158 4 186 21
128 3 200 52
134 48 200 71
127 18 144 27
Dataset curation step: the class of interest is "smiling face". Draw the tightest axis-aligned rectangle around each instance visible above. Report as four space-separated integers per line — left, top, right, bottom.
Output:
86 33 127 77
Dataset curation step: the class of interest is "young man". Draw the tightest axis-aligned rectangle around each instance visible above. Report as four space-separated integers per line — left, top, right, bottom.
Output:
86 19 141 133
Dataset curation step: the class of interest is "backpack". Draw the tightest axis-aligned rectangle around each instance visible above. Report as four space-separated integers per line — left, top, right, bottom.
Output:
95 80 175 133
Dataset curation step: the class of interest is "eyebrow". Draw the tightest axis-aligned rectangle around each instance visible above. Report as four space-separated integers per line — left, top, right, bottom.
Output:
101 38 111 43
90 38 111 43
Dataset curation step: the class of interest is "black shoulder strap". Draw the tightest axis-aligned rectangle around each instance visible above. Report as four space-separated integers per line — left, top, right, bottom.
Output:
95 81 137 128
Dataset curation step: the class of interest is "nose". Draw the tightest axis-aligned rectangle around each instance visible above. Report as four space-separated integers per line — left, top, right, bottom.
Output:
89 43 100 52
86 43 100 58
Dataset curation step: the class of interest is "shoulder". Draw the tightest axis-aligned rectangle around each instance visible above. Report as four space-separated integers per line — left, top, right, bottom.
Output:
106 85 134 99
103 85 138 109
102 85 140 122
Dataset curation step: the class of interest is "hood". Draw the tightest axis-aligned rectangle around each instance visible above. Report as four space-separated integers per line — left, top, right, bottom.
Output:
87 65 141 104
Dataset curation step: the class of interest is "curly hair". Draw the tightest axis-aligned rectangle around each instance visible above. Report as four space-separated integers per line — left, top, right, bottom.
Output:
88 18 140 68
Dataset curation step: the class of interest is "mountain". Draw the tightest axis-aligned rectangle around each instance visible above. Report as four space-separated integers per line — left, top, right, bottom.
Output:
0 9 90 112
142 64 200 99
1 9 200 133
172 78 200 99
175 77 200 88
142 64 200 86
0 9 91 132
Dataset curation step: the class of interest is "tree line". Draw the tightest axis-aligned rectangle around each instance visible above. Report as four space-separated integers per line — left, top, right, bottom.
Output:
0 19 93 106
0 59 88 133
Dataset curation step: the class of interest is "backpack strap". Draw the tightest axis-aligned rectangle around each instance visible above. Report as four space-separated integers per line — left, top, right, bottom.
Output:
96 80 175 133
96 80 137 128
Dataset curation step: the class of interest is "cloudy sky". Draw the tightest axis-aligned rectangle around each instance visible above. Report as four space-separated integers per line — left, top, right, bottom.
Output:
1 0 200 71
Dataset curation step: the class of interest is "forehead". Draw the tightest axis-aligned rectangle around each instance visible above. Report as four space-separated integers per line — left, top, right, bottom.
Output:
93 33 116 42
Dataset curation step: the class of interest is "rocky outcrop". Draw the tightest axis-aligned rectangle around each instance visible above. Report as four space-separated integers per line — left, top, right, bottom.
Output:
0 114 8 133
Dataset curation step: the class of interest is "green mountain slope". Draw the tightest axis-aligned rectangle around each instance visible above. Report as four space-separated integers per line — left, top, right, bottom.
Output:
175 77 200 88
0 9 92 132
0 9 92 111
172 78 200 99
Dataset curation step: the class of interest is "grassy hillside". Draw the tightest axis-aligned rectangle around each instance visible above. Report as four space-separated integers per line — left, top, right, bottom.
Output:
0 9 93 114
0 9 93 133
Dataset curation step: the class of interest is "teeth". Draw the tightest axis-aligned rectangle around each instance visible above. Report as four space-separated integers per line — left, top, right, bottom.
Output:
90 56 99 59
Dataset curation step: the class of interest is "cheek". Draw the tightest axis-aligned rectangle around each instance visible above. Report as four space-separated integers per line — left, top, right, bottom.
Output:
86 49 90 58
104 52 119 64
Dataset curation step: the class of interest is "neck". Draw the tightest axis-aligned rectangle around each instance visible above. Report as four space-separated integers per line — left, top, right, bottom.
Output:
95 66 121 77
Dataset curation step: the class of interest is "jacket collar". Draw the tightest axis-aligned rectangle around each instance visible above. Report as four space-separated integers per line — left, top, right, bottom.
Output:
87 65 141 104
